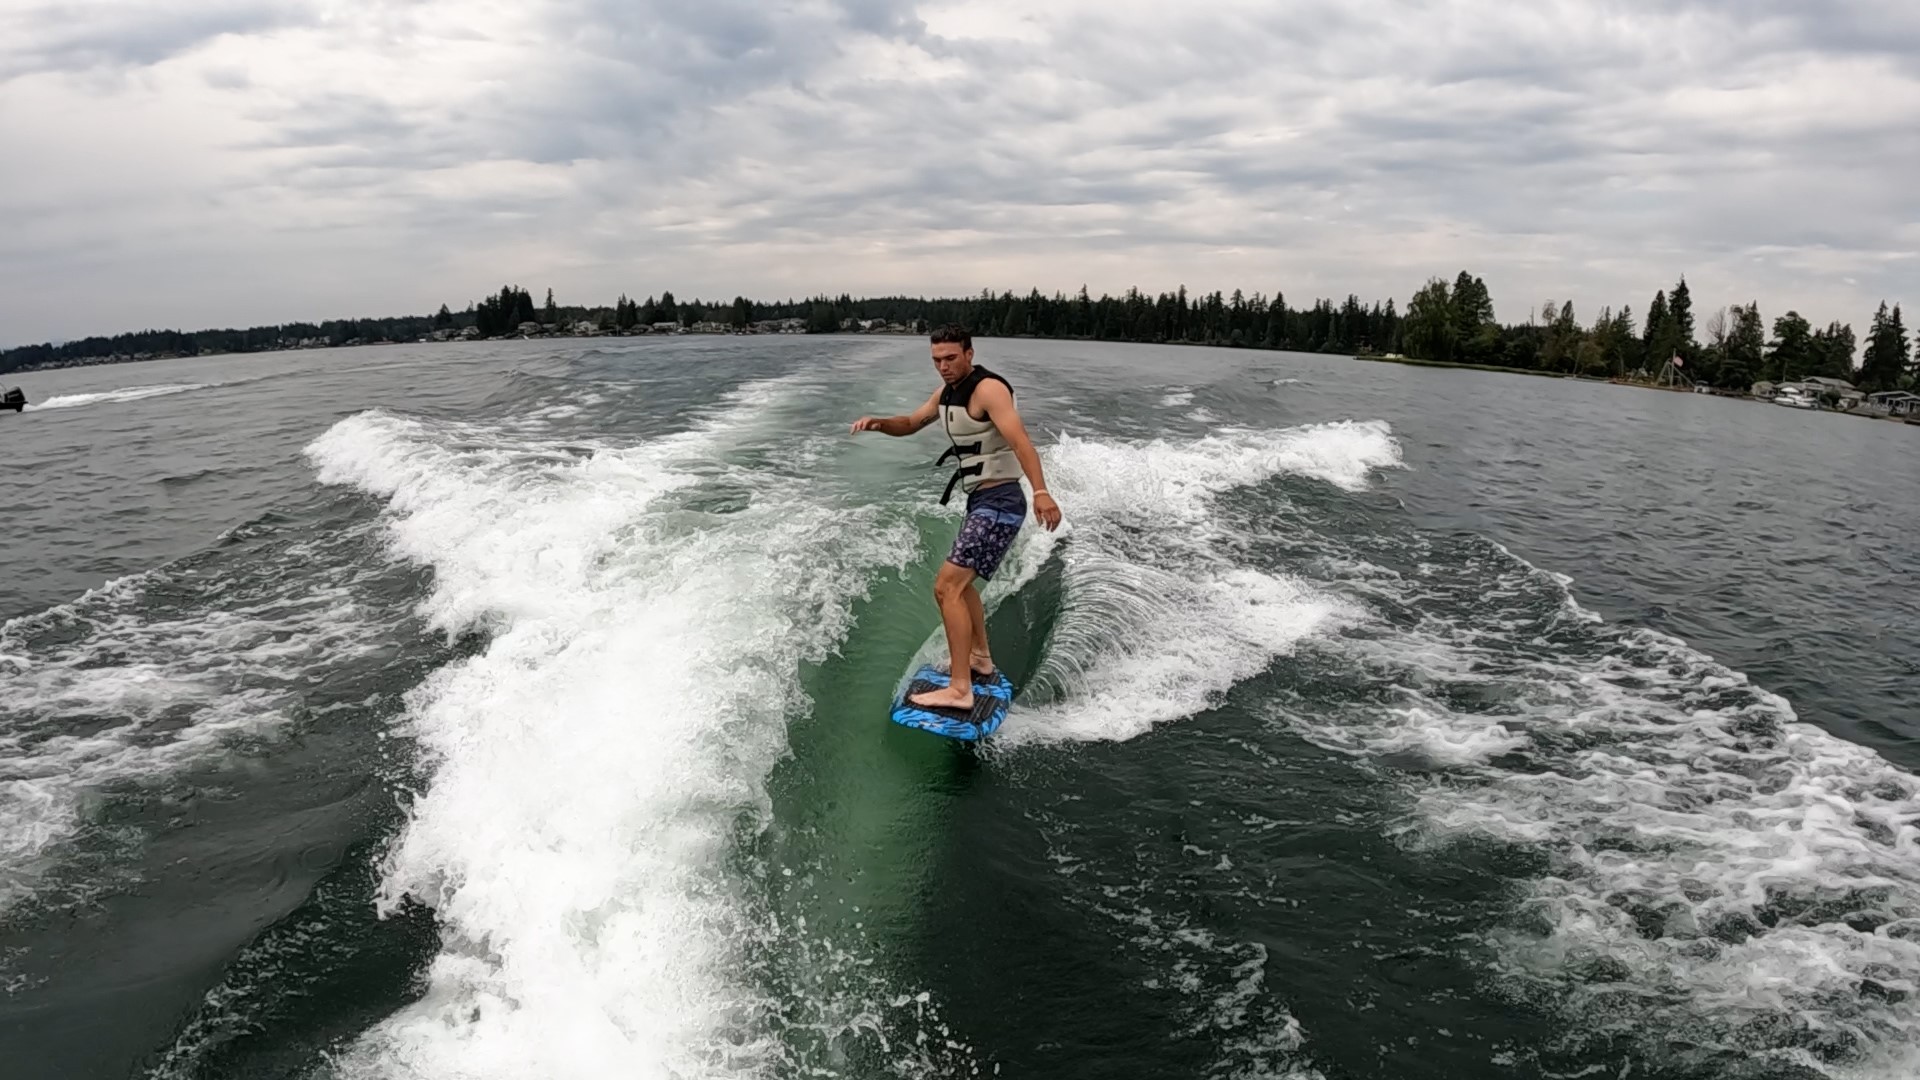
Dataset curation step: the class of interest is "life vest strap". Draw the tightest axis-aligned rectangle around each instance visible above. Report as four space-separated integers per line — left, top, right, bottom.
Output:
940 463 984 506
935 441 982 467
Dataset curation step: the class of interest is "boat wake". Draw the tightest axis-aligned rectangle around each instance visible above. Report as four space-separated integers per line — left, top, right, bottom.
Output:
0 504 410 924
25 384 209 411
305 378 940 1079
1280 529 1920 1079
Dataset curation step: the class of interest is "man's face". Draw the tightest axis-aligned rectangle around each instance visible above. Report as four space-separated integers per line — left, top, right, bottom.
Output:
932 342 972 384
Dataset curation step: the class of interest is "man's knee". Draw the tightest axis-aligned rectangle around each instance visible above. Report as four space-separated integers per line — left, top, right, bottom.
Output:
934 564 974 604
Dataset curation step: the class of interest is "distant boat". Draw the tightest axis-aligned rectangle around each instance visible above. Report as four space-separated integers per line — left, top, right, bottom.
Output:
1773 386 1817 409
1 386 23 412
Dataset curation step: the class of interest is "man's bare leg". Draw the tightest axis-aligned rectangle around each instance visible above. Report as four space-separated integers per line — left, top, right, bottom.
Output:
964 585 994 680
909 561 977 711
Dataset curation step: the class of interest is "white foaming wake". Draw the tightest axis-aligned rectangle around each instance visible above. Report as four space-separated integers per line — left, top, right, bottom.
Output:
26 383 207 410
988 421 1401 746
1286 536 1920 1078
308 380 917 1080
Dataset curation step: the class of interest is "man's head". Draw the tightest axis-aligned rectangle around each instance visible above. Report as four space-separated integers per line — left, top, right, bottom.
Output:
930 324 974 385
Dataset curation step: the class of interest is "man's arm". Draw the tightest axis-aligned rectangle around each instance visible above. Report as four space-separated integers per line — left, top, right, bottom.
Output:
974 381 1062 531
850 389 940 436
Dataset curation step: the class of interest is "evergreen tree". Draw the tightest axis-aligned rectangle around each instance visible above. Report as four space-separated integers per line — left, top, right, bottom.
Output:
544 288 558 324
1813 321 1857 381
1642 289 1671 375
470 285 535 337
1859 302 1911 390
1722 302 1765 388
1591 306 1637 375
1668 276 1696 357
1648 279 1697 373
434 304 454 330
657 291 679 325
805 298 837 334
1449 271 1497 362
1001 295 1028 336
1540 300 1582 373
1266 291 1288 348
1616 304 1641 375
1768 312 1815 383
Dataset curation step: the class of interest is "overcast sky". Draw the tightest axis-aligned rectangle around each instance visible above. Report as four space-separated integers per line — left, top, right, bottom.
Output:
1 0 1916 345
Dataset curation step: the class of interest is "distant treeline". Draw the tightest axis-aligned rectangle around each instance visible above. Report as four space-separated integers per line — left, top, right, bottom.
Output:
0 317 442 376
1397 273 1912 391
4 274 1911 391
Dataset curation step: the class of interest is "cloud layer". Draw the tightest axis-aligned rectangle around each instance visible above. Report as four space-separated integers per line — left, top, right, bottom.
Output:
1 0 1915 343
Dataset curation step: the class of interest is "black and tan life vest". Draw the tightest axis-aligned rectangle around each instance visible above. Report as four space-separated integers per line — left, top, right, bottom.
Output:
935 365 1022 504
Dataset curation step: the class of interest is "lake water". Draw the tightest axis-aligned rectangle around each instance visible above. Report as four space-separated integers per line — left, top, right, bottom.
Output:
3 337 1916 1080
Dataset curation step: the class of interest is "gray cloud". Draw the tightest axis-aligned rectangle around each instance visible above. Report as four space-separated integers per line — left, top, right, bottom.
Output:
0 1 313 80
0 0 1915 345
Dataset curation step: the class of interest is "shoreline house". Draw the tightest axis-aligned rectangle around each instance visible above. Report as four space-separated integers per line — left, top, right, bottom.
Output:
1867 390 1920 417
1752 377 1865 410
1801 376 1864 409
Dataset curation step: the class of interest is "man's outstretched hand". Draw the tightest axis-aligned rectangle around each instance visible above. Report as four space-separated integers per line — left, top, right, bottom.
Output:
849 416 882 433
1034 491 1062 531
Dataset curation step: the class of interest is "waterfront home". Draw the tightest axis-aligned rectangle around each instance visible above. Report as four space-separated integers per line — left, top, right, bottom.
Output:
1867 390 1920 417
1802 376 1864 408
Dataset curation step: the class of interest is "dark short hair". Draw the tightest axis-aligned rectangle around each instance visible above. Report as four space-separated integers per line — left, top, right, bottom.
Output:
930 324 972 350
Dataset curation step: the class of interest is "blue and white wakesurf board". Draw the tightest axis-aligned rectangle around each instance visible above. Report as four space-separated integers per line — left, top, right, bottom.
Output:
889 665 1014 741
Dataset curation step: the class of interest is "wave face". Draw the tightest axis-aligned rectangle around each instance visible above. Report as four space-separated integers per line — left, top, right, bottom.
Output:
987 421 1400 747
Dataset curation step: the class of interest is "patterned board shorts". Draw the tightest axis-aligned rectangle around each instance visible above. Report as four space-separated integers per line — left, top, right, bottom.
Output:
947 482 1027 580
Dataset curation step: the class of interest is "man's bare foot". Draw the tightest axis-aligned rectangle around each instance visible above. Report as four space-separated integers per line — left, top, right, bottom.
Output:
970 651 996 680
909 683 975 711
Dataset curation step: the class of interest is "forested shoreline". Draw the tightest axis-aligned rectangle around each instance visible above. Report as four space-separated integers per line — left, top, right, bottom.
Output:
4 273 1911 392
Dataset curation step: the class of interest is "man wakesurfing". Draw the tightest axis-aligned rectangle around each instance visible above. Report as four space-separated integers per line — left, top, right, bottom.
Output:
850 324 1063 711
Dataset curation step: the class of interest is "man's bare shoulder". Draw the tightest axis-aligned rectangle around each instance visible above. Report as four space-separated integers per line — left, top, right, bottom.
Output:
974 376 1017 409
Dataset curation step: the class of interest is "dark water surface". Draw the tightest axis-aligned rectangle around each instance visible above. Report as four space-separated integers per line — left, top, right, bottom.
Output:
2 338 1915 1080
